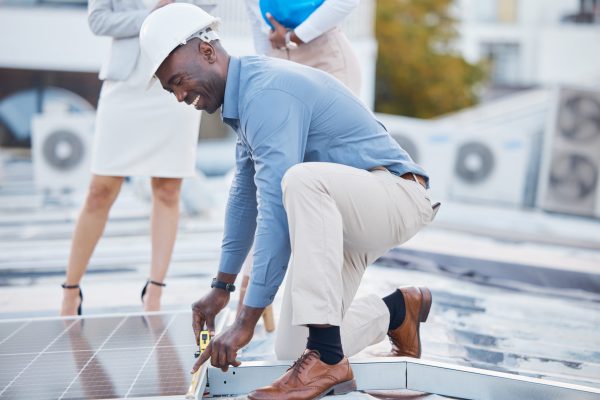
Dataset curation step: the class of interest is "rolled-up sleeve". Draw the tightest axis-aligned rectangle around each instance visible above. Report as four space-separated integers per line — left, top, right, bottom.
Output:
241 91 310 308
218 139 258 276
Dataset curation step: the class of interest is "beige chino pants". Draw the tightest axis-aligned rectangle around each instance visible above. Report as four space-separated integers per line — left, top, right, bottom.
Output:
274 162 435 360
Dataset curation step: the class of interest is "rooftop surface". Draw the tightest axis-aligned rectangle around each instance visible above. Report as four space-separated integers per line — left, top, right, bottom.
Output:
0 150 599 399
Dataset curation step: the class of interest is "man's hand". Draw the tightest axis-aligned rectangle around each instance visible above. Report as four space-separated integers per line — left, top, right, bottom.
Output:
191 322 251 373
191 305 265 373
191 289 230 344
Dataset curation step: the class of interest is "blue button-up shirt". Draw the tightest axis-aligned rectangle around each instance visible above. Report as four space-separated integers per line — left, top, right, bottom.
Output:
219 56 429 308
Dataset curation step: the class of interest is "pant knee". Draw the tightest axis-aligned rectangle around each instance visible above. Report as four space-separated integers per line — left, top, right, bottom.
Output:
281 164 322 204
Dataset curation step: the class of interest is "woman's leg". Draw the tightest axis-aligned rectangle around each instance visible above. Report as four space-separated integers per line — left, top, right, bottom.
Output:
61 175 125 316
144 177 183 311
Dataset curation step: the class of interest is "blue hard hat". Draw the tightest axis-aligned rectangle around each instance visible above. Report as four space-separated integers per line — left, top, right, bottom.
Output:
259 0 325 29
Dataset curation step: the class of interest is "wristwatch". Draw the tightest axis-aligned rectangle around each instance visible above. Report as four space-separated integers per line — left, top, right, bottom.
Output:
285 30 298 50
211 278 236 292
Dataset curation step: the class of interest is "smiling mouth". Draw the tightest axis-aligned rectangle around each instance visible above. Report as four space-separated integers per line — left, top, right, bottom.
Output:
192 95 200 109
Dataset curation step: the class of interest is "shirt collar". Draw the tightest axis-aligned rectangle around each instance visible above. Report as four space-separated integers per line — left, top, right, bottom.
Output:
221 56 241 125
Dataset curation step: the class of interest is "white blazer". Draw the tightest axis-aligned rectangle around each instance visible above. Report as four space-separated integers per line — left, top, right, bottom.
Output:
88 0 216 81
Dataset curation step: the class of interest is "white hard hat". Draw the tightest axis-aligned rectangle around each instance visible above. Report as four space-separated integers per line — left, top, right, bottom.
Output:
140 3 220 87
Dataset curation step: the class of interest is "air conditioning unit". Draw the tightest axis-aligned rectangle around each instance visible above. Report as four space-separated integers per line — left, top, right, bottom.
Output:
449 129 539 207
538 86 600 218
376 113 456 199
31 110 95 195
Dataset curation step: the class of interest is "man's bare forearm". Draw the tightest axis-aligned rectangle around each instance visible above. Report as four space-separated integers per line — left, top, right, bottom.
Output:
236 304 265 330
217 269 263 330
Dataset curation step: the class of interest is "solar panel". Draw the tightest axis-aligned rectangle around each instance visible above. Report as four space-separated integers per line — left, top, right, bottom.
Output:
0 311 205 400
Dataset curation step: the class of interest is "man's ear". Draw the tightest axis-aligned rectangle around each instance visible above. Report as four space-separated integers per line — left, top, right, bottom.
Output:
199 41 216 64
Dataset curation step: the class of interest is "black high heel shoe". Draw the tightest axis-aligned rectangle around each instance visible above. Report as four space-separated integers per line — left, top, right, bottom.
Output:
61 283 83 316
141 279 166 304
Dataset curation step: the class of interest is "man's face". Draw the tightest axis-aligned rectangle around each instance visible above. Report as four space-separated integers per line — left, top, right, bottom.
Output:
156 40 225 114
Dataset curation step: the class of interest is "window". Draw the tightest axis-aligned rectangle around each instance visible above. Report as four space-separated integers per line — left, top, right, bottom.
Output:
481 42 520 85
476 0 518 23
561 0 599 24
498 0 518 23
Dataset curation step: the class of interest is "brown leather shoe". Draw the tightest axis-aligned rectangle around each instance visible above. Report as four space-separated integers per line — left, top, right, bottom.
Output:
248 349 356 400
388 286 432 358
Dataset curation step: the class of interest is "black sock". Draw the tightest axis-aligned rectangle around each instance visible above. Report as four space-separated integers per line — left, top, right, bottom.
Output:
382 289 406 330
306 326 344 365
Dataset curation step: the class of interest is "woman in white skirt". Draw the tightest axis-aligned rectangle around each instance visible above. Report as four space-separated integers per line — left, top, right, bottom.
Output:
60 0 211 316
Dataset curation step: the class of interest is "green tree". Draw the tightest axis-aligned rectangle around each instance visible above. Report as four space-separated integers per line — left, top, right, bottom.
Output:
375 0 485 118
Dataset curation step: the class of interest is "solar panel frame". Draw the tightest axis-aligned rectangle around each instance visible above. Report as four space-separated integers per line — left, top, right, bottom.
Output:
206 358 600 400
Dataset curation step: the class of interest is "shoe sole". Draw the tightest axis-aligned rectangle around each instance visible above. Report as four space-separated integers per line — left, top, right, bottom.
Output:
316 379 357 399
418 287 432 322
415 287 432 359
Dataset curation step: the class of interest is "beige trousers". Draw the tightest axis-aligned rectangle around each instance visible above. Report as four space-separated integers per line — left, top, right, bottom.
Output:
268 27 362 97
274 162 435 360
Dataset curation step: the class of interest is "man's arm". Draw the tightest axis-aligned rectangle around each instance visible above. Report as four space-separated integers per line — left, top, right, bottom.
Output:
194 90 310 372
190 140 256 348
218 139 258 277
241 90 310 308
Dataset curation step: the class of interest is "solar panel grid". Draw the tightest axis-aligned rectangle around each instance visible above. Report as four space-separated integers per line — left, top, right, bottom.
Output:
0 322 28 345
0 354 36 391
1 320 69 354
0 312 199 400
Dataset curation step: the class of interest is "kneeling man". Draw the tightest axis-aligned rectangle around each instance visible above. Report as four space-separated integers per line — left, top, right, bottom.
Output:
140 4 437 399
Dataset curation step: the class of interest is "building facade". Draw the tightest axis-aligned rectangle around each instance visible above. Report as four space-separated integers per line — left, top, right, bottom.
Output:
454 0 600 88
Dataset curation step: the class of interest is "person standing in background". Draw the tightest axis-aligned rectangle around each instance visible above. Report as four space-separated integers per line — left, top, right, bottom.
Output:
60 0 213 316
245 0 362 96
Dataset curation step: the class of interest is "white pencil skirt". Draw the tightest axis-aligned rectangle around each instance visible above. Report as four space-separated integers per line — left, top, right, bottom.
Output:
91 62 201 178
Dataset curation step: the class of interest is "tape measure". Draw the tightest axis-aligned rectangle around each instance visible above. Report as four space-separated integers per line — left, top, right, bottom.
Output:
186 330 212 399
194 330 211 358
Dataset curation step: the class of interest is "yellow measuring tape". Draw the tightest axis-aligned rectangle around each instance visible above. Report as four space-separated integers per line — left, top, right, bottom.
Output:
185 330 211 399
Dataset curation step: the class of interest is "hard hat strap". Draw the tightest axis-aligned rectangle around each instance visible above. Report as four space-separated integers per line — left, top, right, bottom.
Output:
184 29 220 45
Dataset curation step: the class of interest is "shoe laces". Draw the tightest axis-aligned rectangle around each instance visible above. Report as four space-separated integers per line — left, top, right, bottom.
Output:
287 350 320 376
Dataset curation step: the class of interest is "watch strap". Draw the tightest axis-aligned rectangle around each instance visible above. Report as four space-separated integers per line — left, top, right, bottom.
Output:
211 278 236 292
